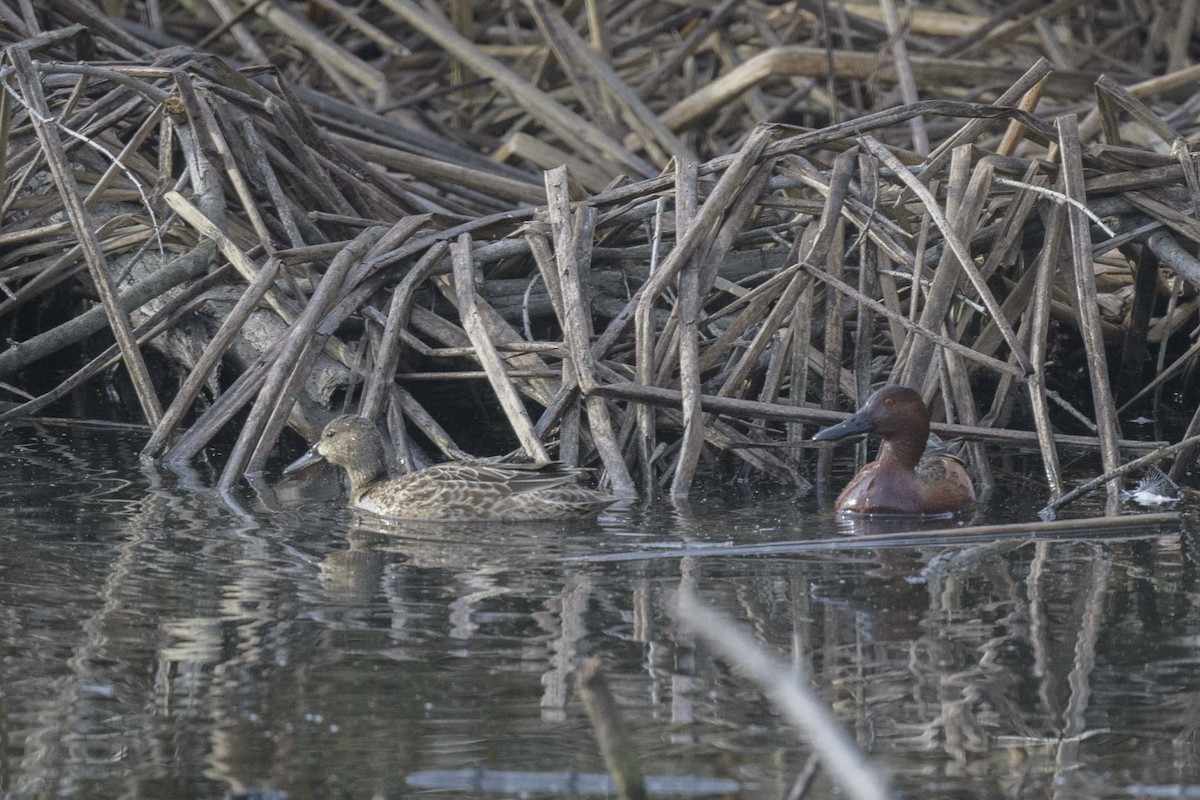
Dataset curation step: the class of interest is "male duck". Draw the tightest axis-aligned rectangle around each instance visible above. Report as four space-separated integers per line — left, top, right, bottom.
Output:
284 415 616 521
812 385 976 516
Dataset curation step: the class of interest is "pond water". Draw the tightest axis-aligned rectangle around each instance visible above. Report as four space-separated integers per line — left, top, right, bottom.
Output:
0 420 1197 799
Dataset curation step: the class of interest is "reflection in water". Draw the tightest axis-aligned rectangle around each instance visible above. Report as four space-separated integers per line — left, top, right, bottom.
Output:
0 422 1197 798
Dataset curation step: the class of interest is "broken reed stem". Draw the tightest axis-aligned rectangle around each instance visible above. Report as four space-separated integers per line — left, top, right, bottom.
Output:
998 73 1051 156
578 659 648 800
575 512 1181 563
559 205 597 468
380 0 654 180
593 379 1162 454
633 126 775 397
1026 204 1066 498
879 0 929 155
141 258 281 460
8 46 162 426
670 157 703 498
217 226 386 490
1056 114 1122 514
924 57 1055 176
798 262 1023 379
162 348 274 466
543 166 636 495
817 218 846 487
676 591 891 800
360 241 449 420
863 135 1032 376
449 233 549 462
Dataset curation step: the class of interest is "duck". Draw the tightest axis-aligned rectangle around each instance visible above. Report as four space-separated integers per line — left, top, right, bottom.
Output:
283 415 616 521
812 385 976 516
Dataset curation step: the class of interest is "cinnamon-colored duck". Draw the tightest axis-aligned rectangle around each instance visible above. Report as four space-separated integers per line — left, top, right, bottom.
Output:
812 386 976 516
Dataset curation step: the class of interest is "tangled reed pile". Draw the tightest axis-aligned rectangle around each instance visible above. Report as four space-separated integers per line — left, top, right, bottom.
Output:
3 1 1200 509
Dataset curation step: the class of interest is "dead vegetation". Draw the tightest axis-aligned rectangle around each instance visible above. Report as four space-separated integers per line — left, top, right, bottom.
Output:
2 1 1200 509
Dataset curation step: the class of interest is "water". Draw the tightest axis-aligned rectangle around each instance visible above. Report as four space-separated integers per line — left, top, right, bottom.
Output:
0 420 1197 799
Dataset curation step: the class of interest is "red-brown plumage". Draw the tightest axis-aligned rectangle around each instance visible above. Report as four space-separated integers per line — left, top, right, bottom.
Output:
813 386 976 516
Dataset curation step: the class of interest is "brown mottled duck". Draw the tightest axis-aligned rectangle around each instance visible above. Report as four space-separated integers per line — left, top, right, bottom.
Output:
284 415 616 521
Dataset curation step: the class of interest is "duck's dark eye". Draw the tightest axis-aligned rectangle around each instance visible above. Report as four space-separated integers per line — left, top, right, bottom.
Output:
324 430 336 439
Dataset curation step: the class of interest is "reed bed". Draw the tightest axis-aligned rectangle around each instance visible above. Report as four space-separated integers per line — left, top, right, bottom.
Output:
2 1 1200 510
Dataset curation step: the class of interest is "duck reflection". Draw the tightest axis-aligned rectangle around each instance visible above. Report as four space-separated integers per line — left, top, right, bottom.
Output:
316 514 615 725
316 514 609 622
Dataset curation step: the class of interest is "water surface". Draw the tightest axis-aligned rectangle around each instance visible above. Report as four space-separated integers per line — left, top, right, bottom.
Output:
0 420 1197 799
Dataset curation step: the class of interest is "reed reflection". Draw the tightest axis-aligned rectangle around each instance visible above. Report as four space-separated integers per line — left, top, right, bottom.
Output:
0 425 1195 799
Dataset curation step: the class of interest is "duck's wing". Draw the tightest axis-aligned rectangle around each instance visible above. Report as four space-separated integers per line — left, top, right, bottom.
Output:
914 455 950 483
369 460 608 520
449 460 582 490
399 460 582 499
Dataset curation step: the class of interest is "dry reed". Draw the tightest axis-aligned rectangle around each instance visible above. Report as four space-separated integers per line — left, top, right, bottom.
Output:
3 1 1199 510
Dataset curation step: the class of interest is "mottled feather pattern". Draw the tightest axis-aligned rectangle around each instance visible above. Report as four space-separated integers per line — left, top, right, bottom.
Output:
292 415 615 521
913 457 948 484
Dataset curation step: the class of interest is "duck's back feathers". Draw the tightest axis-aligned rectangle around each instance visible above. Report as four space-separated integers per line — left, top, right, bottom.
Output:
355 459 615 521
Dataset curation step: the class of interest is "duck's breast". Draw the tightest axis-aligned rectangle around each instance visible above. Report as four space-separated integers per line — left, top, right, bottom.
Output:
836 457 975 516
835 461 923 514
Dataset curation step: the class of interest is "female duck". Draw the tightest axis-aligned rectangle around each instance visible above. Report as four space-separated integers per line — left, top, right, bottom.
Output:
812 386 976 516
284 415 615 521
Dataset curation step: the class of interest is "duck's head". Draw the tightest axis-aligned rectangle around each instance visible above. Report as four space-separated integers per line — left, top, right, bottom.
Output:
283 415 387 477
812 385 930 445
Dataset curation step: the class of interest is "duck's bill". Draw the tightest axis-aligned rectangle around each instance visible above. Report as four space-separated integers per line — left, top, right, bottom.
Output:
811 411 872 441
283 445 324 475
